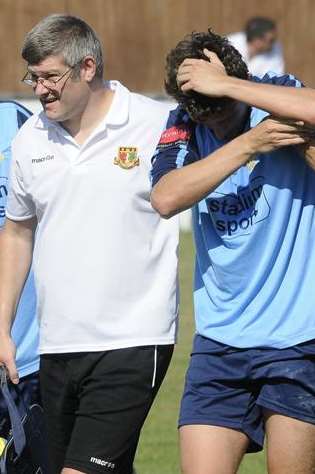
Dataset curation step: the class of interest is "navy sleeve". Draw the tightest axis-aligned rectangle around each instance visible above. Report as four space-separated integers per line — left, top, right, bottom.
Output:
15 102 32 128
151 107 199 187
251 73 304 88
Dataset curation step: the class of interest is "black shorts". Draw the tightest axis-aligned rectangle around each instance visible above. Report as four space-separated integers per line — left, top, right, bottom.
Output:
40 345 173 474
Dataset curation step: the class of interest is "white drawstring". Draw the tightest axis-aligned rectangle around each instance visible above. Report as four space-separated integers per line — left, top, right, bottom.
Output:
151 346 158 388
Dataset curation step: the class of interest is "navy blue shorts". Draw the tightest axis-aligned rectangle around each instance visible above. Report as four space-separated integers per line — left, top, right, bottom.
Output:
179 335 315 452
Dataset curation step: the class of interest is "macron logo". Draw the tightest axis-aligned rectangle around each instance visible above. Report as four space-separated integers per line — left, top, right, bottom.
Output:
90 457 115 469
32 154 54 164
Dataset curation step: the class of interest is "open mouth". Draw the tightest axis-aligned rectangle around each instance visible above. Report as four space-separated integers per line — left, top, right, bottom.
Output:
41 97 58 105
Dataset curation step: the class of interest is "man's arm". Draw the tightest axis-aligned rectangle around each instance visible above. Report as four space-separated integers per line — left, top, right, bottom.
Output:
177 50 315 125
151 118 307 218
0 217 36 383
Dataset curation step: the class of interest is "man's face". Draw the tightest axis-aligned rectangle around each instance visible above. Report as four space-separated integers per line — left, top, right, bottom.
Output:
207 102 249 140
27 55 88 124
191 101 249 141
251 29 277 55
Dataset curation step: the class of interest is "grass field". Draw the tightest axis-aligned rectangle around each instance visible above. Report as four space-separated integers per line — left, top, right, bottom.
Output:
135 232 266 474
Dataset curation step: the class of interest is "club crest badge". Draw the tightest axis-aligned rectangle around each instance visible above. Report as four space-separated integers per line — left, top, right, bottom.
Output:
114 147 139 169
0 153 5 162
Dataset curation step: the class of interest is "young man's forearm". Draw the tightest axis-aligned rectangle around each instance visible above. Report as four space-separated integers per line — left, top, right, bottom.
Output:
152 118 307 218
225 78 315 125
151 133 253 218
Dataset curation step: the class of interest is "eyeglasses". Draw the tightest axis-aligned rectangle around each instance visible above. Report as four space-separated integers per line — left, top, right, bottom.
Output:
21 66 74 88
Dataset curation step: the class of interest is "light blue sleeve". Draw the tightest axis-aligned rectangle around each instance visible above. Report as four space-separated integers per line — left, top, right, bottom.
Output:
0 102 39 377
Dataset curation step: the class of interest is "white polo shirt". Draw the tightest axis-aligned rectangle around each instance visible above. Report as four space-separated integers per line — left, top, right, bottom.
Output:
6 81 179 354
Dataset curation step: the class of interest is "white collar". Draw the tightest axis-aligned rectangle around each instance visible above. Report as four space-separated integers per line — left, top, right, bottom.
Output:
34 80 131 131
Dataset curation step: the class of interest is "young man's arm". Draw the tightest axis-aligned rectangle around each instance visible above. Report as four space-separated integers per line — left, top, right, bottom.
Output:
177 50 315 125
0 217 36 384
151 117 307 218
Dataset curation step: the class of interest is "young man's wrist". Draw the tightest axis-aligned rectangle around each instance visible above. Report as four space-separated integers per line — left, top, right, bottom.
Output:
235 132 258 161
221 76 245 99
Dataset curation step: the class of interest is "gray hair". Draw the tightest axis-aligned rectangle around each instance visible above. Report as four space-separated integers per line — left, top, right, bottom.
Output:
22 14 104 78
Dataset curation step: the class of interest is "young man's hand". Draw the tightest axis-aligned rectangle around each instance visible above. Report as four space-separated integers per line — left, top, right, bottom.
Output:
0 334 18 384
176 49 229 97
242 118 310 155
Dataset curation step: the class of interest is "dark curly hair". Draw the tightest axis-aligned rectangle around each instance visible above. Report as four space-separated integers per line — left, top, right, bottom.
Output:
165 29 249 122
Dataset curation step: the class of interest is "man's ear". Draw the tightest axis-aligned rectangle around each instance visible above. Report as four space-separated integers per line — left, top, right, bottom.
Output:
80 56 97 82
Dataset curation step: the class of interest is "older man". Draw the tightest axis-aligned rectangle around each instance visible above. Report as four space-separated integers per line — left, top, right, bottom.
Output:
0 15 178 474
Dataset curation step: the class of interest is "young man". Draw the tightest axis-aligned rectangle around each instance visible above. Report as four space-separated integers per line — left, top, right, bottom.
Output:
228 17 284 77
0 15 178 474
151 29 315 474
0 101 40 449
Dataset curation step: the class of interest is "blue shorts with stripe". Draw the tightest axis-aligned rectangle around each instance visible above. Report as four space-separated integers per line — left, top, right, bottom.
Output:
179 334 315 451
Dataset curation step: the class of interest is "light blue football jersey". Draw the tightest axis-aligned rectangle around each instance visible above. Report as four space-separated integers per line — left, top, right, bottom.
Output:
0 101 39 376
152 73 315 348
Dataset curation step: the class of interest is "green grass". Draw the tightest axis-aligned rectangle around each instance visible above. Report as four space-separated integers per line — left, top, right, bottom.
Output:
135 232 266 474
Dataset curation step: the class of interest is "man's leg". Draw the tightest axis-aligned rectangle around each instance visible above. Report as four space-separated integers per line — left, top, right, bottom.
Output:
264 409 315 474
252 339 315 474
61 470 83 474
61 470 138 474
40 355 77 474
178 336 266 474
58 346 172 474
180 425 249 474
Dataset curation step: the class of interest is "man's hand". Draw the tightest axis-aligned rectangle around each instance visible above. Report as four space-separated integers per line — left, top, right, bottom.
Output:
177 49 230 97
0 334 18 384
242 118 310 155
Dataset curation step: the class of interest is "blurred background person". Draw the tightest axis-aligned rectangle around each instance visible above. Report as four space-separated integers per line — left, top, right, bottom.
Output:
228 16 284 77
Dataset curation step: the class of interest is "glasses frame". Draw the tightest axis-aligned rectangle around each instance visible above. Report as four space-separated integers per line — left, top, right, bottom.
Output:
21 65 75 89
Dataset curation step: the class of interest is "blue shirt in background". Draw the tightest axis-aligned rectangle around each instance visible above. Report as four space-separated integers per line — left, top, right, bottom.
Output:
152 73 315 349
0 101 39 377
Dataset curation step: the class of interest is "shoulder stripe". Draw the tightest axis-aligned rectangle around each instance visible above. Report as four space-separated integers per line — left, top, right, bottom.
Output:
175 148 189 168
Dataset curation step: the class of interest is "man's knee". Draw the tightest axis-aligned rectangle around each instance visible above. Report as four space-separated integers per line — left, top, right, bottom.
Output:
180 425 248 474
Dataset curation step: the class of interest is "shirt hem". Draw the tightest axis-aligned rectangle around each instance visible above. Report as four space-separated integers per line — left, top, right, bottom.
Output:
18 359 40 378
196 327 315 349
39 337 176 354
6 211 36 221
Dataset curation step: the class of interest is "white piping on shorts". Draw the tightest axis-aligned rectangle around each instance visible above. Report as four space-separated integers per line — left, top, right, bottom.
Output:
151 345 158 388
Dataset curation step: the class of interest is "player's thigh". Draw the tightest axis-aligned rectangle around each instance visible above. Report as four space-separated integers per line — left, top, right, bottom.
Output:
179 335 265 453
40 355 76 474
265 409 315 474
256 339 315 473
180 424 249 474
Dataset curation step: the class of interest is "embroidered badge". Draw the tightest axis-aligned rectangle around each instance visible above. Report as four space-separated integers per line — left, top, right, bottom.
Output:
0 153 5 161
114 147 139 169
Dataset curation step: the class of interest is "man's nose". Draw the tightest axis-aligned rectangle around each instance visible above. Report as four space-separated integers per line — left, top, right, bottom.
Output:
33 79 50 96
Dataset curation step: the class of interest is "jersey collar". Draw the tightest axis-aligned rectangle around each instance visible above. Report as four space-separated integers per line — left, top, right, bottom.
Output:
34 80 130 131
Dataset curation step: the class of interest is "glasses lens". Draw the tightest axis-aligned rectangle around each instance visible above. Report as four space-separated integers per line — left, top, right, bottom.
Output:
22 67 73 87
22 73 34 86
